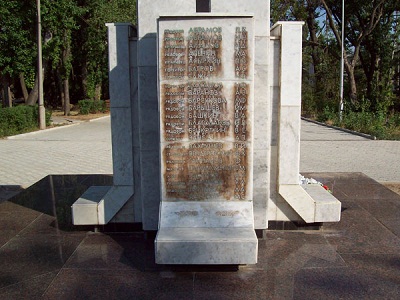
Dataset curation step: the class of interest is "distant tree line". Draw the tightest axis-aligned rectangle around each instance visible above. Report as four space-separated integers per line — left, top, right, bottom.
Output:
1 0 399 125
0 0 136 114
271 0 400 117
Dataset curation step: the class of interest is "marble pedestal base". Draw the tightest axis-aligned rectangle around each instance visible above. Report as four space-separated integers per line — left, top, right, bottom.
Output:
155 227 258 265
155 201 258 265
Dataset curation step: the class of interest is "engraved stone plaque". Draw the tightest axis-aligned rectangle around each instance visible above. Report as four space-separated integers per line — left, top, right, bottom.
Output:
159 16 254 202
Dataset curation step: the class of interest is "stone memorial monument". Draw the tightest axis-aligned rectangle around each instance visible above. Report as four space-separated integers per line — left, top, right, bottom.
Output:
72 0 341 265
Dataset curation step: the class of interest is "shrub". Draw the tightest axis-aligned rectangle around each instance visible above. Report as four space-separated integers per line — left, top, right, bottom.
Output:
0 105 51 138
78 100 106 115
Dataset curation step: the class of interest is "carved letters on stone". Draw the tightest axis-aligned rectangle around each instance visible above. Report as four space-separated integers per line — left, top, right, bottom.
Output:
159 16 254 202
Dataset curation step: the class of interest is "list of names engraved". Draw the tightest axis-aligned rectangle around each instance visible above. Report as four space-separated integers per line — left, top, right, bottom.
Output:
159 16 254 202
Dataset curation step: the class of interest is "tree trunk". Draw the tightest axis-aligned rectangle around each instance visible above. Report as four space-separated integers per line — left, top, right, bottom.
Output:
26 74 39 105
1 76 13 107
94 83 101 101
64 78 70 115
348 69 358 105
19 73 29 101
82 64 88 99
321 0 384 105
306 8 320 69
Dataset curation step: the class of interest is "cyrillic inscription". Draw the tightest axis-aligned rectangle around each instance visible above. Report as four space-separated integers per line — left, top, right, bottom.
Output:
159 17 253 202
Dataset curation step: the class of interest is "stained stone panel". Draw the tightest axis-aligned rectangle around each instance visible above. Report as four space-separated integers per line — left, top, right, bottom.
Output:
158 16 255 203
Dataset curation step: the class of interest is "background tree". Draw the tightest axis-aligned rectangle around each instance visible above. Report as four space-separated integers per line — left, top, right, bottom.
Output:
0 0 37 106
0 0 136 111
321 0 388 106
73 0 136 102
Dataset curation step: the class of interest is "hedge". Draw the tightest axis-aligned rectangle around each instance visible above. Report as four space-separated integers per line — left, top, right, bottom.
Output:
0 105 51 138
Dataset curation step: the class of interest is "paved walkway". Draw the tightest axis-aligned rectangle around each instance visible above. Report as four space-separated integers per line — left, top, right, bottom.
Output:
0 117 399 191
0 117 112 188
300 120 400 182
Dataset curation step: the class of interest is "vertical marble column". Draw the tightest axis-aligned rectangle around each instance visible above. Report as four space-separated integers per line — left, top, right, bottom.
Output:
137 0 196 230
273 22 304 186
106 23 135 187
211 0 271 229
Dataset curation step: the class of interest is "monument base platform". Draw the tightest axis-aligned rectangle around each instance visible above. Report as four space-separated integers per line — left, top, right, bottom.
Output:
155 227 258 265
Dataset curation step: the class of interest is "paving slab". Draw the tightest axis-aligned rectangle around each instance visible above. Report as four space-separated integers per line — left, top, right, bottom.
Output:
0 117 112 190
0 173 399 299
300 120 400 182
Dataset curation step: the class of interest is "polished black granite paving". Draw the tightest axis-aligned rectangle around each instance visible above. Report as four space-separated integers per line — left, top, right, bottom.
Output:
0 173 399 299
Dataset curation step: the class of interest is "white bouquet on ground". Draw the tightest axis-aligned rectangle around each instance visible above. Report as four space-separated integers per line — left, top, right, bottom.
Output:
299 175 332 193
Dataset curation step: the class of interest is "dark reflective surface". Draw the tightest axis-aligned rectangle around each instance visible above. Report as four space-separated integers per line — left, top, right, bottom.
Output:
4 175 113 231
0 173 399 299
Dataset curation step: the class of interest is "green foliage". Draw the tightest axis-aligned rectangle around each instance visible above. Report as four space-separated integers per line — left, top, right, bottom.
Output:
315 102 400 140
0 0 36 77
73 0 136 100
0 105 51 138
78 99 106 115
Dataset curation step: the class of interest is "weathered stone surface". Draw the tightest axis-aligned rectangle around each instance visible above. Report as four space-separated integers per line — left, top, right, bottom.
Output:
159 16 254 203
156 15 258 265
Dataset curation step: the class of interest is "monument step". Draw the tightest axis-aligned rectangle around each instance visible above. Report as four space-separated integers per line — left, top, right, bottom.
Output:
279 184 341 223
72 185 133 225
155 227 258 265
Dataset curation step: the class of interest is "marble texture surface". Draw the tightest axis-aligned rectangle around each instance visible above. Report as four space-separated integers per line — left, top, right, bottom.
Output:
159 201 254 228
98 186 134 225
279 185 315 223
301 184 341 222
72 186 111 225
279 184 341 223
106 23 134 108
110 108 134 186
155 227 258 264
278 106 301 185
138 0 195 37
211 0 270 37
276 22 304 107
138 36 157 67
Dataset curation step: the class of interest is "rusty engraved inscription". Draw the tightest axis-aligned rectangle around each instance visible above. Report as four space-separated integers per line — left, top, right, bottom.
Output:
161 22 251 201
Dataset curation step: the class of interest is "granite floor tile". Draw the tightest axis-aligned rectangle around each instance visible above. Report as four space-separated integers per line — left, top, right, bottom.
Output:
110 234 162 272
0 206 41 248
257 231 346 271
64 233 142 270
18 213 87 236
43 269 194 300
379 217 400 237
293 267 370 299
0 185 23 202
340 253 400 298
355 198 400 220
323 207 400 254
0 173 399 299
0 234 84 289
194 270 275 300
303 172 400 200
0 271 58 300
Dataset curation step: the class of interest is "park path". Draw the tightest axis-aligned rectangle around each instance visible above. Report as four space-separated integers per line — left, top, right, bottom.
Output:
0 117 112 188
300 120 400 182
0 117 399 192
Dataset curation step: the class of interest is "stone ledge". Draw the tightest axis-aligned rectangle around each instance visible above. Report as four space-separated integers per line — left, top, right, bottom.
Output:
155 227 258 264
72 185 134 225
279 184 341 223
159 201 254 228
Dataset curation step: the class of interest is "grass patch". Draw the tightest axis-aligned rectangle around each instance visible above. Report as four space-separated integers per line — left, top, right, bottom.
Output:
316 106 400 140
